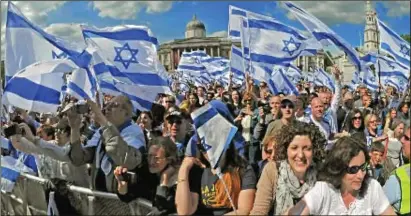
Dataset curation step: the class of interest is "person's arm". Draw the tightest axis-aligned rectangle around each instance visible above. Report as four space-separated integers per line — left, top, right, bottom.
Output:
250 161 277 215
175 157 200 215
33 138 71 162
225 189 256 215
286 199 310 215
67 108 95 166
9 136 41 155
100 123 144 170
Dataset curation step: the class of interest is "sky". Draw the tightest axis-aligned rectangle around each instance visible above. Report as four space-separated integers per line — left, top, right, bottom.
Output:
0 1 410 57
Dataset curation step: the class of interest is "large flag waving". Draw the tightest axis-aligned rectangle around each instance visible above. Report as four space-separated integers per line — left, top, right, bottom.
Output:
284 1 363 71
377 19 410 69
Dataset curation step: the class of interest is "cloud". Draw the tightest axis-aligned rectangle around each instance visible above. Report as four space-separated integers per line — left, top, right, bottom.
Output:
282 1 367 25
382 1 410 17
208 30 227 38
90 1 173 20
44 23 87 47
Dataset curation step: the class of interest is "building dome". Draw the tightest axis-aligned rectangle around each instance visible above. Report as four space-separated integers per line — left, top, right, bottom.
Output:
186 15 205 31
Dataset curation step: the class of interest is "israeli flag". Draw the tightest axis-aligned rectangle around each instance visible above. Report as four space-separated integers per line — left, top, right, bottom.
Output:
82 25 170 91
248 13 310 65
377 19 410 69
177 51 207 77
361 67 379 91
2 60 77 113
314 68 335 92
191 102 238 169
230 45 246 83
350 71 361 90
268 67 299 96
228 5 277 40
284 1 363 71
1 155 36 192
5 2 85 84
377 55 409 81
275 63 302 85
202 57 230 79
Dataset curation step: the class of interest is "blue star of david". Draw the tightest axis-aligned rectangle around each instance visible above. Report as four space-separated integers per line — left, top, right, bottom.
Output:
399 80 404 85
387 61 396 70
114 43 139 69
400 44 410 57
370 77 376 82
282 37 301 56
52 51 67 59
384 79 389 85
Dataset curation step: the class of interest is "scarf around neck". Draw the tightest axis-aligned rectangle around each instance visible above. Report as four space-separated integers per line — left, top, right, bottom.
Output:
274 160 317 215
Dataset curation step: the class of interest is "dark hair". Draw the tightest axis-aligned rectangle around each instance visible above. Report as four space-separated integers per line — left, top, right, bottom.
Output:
39 125 55 138
139 111 153 121
398 102 410 115
344 108 365 133
230 89 243 106
318 137 370 198
274 121 326 164
370 141 385 154
148 136 178 166
188 92 201 108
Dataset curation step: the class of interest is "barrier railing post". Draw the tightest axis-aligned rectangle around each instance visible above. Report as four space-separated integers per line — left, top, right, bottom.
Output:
22 177 28 215
87 195 95 215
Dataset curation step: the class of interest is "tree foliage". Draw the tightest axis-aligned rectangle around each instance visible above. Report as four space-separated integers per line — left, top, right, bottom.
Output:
401 34 410 43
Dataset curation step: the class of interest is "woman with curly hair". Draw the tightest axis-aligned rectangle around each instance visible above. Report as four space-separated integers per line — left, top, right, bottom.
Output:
250 121 326 215
286 137 396 215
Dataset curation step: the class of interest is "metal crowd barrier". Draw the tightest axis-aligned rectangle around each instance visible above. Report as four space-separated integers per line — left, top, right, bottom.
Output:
1 173 153 215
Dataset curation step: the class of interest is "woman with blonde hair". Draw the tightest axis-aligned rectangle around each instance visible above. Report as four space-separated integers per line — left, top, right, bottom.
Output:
383 107 397 134
363 113 387 148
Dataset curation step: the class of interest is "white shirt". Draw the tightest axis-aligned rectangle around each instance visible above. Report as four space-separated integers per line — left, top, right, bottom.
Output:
303 115 331 140
304 179 390 215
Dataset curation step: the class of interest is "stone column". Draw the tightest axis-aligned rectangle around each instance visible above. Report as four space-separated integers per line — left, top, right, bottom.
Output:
211 47 214 57
217 47 221 56
170 50 174 70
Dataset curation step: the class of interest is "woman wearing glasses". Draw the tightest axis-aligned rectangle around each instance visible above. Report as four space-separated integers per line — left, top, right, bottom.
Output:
286 137 396 215
342 108 365 135
114 136 179 215
363 114 388 148
251 121 326 215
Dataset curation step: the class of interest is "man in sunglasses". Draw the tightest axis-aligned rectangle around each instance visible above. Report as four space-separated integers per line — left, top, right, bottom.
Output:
164 111 191 161
67 95 146 193
263 97 297 141
384 126 410 215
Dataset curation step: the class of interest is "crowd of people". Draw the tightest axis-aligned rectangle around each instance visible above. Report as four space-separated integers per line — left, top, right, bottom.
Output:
1 66 410 215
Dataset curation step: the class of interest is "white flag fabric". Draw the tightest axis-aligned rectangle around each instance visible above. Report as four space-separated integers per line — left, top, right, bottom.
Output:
314 68 336 92
361 67 379 91
284 1 363 71
5 2 85 84
191 102 238 169
2 60 77 113
378 19 410 69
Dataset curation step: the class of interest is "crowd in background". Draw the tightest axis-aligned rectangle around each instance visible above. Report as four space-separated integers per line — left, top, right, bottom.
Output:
1 66 410 215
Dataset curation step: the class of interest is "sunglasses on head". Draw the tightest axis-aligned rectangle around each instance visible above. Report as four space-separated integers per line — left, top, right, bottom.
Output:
280 102 294 109
346 162 368 174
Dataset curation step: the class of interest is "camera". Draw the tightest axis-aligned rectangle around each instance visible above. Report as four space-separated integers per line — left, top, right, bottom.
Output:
4 123 23 138
257 100 270 114
117 171 136 184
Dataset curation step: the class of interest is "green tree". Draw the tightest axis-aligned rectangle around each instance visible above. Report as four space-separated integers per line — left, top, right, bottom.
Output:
401 34 410 43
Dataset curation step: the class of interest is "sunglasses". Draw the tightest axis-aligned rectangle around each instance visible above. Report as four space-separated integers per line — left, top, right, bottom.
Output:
165 101 174 104
55 128 67 134
168 117 182 125
346 162 368 174
353 116 362 120
280 102 294 109
197 143 207 153
403 134 410 141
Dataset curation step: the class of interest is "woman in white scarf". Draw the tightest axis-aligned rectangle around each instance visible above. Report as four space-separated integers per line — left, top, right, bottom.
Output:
250 121 326 215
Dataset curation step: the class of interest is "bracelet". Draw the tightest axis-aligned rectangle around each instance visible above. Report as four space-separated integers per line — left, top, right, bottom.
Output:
177 178 187 184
